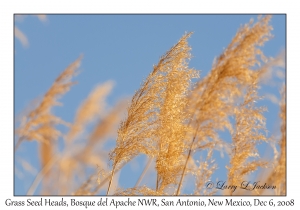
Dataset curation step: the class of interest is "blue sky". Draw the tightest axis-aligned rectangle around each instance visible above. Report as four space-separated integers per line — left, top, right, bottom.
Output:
14 14 285 195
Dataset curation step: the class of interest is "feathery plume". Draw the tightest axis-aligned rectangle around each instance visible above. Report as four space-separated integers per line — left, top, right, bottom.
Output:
154 33 198 192
108 32 199 195
66 81 114 142
177 16 273 195
16 56 82 194
16 55 82 147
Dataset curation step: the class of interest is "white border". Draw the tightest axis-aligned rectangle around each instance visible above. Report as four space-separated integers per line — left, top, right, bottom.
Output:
1 1 299 209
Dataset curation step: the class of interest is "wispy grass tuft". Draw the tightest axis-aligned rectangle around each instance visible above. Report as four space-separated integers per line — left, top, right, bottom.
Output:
227 72 269 195
16 55 82 190
107 32 199 195
177 15 273 195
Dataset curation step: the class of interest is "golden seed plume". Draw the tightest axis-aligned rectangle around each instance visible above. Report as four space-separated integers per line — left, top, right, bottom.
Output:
16 55 82 147
189 15 272 142
177 16 273 195
66 81 114 142
16 55 82 194
107 32 199 195
154 33 198 192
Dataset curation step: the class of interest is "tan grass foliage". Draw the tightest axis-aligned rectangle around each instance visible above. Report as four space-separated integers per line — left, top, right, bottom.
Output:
16 15 286 196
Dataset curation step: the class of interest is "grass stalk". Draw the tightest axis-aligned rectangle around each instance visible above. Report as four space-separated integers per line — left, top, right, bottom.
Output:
106 164 116 195
135 157 152 187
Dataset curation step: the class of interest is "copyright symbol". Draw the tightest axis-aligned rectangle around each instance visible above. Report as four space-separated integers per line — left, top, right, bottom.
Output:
206 181 214 189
